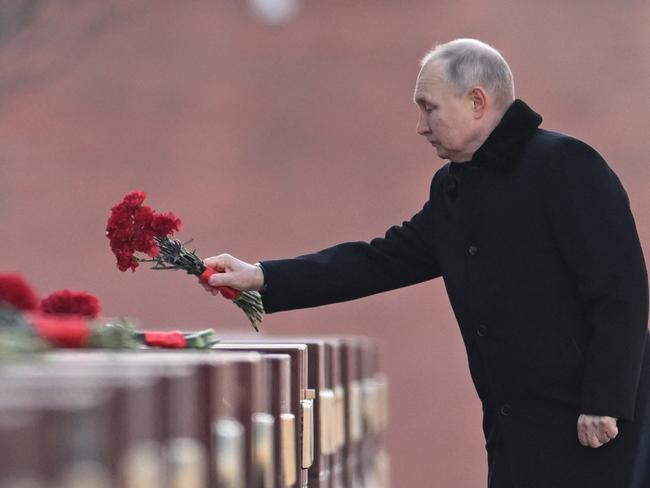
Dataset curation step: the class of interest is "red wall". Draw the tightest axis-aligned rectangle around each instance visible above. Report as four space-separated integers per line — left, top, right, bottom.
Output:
2 1 649 486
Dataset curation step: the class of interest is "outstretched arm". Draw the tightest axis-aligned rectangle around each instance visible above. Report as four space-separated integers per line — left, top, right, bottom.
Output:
202 199 441 313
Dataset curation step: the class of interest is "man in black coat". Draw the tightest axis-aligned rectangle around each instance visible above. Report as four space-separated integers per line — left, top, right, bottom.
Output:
202 39 650 487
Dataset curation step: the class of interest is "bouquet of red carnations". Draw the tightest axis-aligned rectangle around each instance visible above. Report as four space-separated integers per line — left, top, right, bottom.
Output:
105 191 263 331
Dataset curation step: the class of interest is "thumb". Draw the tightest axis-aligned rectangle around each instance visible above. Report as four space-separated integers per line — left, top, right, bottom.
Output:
207 271 235 288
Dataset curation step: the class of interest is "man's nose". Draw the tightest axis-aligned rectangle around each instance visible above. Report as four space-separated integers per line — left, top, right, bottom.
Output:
416 113 430 135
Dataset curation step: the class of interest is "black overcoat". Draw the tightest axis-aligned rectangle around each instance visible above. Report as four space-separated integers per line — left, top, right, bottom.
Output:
259 100 650 488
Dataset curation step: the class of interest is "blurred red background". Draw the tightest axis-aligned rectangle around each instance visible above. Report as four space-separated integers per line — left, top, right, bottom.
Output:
1 1 649 486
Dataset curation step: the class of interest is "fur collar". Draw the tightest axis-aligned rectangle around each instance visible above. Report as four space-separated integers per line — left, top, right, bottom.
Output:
471 99 542 172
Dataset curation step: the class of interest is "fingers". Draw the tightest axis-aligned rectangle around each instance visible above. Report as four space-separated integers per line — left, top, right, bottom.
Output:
577 414 619 448
578 430 589 448
202 254 237 289
208 274 229 288
578 428 602 448
200 253 262 293
197 277 221 296
588 432 604 448
607 424 619 439
203 254 231 272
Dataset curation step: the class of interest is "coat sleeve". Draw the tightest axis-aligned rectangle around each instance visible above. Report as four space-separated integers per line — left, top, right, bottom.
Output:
258 189 442 314
542 137 649 421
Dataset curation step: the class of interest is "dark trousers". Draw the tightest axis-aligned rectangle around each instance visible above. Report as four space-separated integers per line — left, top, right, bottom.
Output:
485 410 515 488
487 440 515 488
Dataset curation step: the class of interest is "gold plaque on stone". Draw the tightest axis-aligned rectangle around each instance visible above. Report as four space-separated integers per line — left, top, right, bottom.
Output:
319 388 336 455
300 395 314 469
214 418 245 488
334 385 345 450
121 441 163 488
348 381 363 443
279 413 297 487
166 437 208 488
253 412 275 488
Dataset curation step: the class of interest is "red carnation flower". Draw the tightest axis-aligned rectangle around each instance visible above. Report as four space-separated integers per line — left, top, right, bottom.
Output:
122 191 146 208
29 312 91 348
151 212 182 237
41 289 102 318
113 248 138 272
0 273 39 311
106 191 182 272
130 206 156 253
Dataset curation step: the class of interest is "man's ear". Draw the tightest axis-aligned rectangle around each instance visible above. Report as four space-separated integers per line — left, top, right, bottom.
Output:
469 87 488 118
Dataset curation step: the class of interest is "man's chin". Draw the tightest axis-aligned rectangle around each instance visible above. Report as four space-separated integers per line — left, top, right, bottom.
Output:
435 147 450 160
428 142 453 160
435 147 464 162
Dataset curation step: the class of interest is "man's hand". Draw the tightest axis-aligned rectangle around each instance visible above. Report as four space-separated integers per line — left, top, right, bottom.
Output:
577 414 618 448
199 254 265 296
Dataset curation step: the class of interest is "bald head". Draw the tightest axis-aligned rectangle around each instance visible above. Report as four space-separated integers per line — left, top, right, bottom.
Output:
420 39 515 110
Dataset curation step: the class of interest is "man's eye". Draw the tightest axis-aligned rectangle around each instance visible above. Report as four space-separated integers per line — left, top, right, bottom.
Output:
425 105 435 113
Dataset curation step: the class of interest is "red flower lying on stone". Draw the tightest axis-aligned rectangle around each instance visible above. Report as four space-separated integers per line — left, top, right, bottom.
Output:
41 289 102 319
106 190 181 271
133 328 218 349
0 273 40 311
0 273 137 349
29 312 91 348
